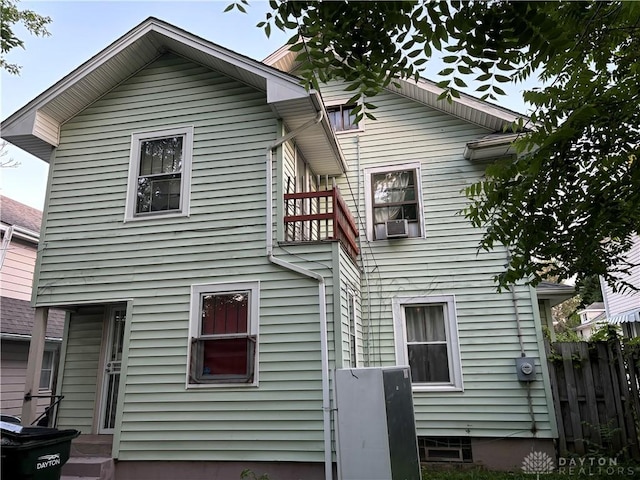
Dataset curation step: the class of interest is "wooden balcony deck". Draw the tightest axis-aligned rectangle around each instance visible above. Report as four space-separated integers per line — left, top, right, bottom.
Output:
284 187 359 261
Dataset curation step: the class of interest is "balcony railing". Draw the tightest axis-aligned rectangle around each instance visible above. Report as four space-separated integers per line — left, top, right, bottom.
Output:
284 187 359 260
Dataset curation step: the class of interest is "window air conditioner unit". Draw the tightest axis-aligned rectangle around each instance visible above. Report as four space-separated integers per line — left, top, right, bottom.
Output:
385 219 409 238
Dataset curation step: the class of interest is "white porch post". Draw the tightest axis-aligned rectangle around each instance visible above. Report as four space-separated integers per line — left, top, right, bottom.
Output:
21 306 49 425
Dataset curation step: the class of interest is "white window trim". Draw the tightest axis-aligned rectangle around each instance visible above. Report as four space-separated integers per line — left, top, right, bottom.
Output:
38 348 56 392
346 288 360 368
392 295 463 392
324 99 365 134
186 281 260 389
124 125 194 222
363 162 425 242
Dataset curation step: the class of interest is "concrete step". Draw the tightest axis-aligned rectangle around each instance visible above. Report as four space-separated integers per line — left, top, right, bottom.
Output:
71 434 113 457
62 456 114 480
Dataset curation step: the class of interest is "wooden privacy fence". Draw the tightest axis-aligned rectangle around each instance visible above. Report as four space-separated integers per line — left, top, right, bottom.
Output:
546 340 640 460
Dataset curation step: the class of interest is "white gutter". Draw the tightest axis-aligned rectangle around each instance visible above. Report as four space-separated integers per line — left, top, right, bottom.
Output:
463 133 521 161
265 111 333 480
0 225 14 267
0 224 40 243
1 333 62 342
1 224 40 268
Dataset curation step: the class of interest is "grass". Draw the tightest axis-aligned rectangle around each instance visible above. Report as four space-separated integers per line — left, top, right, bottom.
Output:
421 463 640 480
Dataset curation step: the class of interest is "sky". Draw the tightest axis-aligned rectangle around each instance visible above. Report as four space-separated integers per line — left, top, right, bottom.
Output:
0 0 536 211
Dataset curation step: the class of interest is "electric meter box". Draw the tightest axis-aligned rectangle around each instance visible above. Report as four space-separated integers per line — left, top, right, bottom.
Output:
515 356 537 382
335 367 421 480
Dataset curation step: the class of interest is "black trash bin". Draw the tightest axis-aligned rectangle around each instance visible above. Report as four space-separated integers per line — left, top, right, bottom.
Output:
1 421 80 480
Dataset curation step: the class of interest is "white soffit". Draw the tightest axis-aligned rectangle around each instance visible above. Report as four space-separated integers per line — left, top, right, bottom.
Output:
386 78 524 132
536 281 576 307
263 47 528 132
1 18 346 174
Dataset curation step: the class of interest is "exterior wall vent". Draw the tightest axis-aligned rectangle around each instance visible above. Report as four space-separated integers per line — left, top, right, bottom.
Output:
385 219 409 238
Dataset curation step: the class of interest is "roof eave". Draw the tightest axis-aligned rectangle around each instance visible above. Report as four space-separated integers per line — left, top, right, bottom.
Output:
386 78 525 132
1 18 345 172
0 333 62 342
270 92 347 175
463 133 521 161
263 47 529 132
536 283 576 307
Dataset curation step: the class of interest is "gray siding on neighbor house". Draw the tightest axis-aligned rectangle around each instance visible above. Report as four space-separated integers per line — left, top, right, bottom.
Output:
36 54 341 462
0 340 56 417
603 234 640 316
321 81 555 439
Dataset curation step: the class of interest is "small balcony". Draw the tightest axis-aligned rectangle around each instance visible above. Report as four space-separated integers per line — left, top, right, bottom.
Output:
284 187 359 261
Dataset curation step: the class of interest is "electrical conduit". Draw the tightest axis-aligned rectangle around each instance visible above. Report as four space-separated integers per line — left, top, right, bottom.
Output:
506 251 538 435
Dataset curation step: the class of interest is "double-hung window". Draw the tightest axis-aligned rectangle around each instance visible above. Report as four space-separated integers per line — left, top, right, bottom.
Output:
326 104 360 132
393 295 463 391
39 349 55 391
364 163 424 240
188 282 259 387
125 126 193 221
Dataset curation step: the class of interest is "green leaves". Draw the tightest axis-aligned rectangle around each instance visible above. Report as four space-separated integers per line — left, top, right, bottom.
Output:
228 0 640 291
464 63 640 290
1 0 51 74
224 1 248 14
453 77 467 88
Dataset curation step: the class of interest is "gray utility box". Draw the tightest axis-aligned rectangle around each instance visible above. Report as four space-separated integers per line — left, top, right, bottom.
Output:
335 367 421 480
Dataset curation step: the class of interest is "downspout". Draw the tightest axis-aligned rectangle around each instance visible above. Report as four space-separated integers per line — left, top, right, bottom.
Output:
0 225 15 268
1 224 40 268
355 135 372 365
265 111 333 480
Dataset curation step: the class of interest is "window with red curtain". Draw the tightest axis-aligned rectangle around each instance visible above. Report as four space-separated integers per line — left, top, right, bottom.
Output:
191 290 256 383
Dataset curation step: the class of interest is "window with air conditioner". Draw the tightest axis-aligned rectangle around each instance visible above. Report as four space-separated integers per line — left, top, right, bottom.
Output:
364 163 424 240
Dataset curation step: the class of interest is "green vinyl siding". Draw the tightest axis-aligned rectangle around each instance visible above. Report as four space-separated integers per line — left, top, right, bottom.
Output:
321 81 555 440
36 54 341 462
37 45 555 463
56 306 105 433
283 139 297 193
338 245 362 368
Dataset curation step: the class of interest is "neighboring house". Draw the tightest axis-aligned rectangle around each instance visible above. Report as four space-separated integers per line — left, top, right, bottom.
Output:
0 196 65 419
534 280 576 342
574 302 606 340
1 18 571 479
602 234 640 338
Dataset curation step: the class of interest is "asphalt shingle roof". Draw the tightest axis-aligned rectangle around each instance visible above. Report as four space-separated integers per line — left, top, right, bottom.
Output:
1 196 42 233
1 296 65 339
